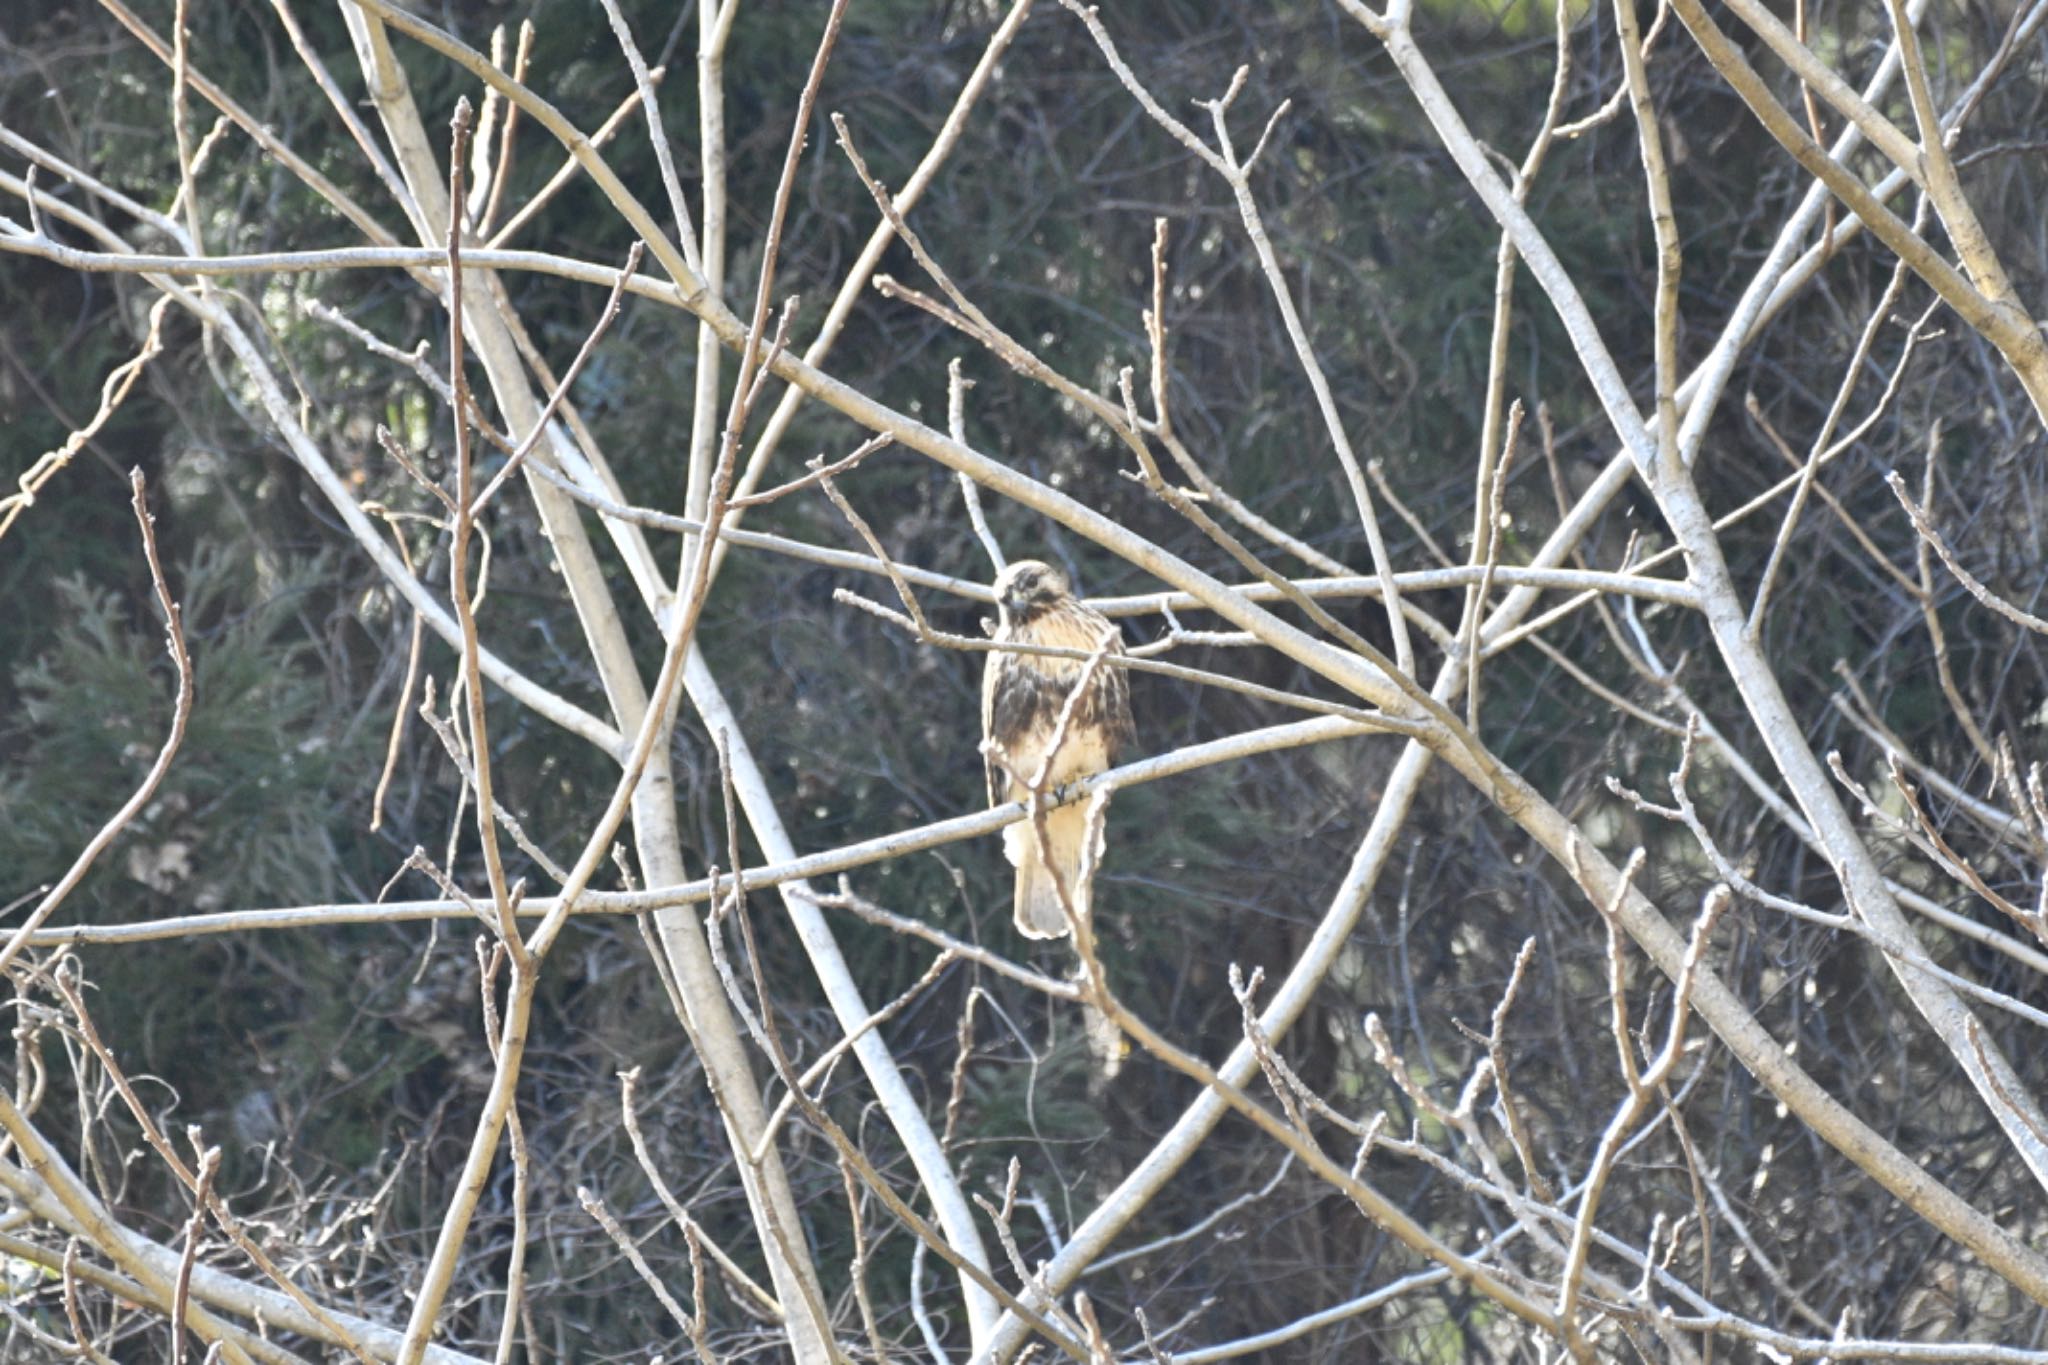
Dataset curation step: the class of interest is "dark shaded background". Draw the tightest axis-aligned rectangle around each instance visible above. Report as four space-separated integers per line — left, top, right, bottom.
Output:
4 0 2047 1357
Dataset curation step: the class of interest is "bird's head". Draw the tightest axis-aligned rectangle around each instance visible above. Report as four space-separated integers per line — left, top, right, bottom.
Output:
993 559 1071 623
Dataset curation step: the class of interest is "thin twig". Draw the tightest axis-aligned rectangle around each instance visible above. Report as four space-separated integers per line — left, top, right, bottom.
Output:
0 471 192 977
950 357 1006 571
1888 470 2048 637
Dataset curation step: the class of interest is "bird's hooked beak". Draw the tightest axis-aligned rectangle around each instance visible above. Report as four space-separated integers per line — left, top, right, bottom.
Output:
995 565 1039 617
993 561 1067 621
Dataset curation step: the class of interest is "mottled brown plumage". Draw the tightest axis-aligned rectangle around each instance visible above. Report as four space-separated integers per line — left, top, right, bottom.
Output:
980 560 1135 939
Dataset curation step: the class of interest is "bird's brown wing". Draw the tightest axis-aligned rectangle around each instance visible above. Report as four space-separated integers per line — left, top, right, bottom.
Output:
1045 603 1136 765
982 643 1060 806
1095 625 1136 764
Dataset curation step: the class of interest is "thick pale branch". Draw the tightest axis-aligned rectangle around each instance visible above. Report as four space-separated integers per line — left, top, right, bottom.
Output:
1664 0 2048 422
334 6 833 1358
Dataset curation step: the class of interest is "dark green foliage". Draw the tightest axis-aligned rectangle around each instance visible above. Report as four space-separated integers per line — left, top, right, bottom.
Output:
3 543 359 911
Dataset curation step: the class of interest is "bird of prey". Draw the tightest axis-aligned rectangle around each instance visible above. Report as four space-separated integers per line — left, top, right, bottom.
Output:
981 560 1136 939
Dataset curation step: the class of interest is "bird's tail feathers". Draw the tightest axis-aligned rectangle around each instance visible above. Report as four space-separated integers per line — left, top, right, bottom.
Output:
1006 803 1094 939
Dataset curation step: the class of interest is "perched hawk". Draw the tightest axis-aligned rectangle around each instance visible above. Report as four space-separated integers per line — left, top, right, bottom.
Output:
981 560 1136 939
